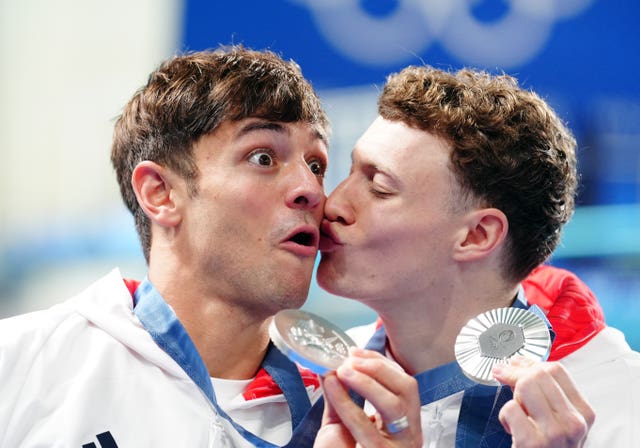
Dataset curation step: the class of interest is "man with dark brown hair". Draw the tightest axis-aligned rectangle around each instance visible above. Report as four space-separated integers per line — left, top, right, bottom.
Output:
0 46 422 448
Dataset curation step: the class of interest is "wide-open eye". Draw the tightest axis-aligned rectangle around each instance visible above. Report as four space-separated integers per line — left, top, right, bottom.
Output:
248 150 275 167
307 158 326 177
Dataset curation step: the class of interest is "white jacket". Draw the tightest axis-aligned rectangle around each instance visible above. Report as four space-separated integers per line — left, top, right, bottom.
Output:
0 269 319 448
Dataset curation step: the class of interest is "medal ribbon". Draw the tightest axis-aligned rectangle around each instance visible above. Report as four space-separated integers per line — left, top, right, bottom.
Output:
133 277 320 447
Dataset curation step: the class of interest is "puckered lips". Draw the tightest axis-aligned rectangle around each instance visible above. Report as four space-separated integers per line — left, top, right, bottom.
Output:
281 224 319 257
319 220 342 253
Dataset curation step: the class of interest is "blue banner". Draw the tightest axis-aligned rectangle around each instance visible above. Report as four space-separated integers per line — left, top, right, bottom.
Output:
183 0 640 96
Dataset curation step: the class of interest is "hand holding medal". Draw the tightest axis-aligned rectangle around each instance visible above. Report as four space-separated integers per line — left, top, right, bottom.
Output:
270 310 423 447
455 307 594 446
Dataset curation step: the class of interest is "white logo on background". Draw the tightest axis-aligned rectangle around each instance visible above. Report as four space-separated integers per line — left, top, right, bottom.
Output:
288 0 595 67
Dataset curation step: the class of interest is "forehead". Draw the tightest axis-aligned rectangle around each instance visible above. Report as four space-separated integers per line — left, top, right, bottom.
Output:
195 117 329 156
227 117 328 145
354 117 451 176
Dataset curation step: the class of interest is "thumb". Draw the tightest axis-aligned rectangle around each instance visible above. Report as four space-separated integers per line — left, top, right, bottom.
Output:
491 356 536 387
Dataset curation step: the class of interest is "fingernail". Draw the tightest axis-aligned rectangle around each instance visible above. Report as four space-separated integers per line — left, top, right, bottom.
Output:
337 365 355 378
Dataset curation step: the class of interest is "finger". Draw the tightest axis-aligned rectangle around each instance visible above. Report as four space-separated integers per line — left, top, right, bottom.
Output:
321 372 381 444
491 355 536 387
498 399 574 448
335 361 422 443
319 374 341 426
493 359 590 445
349 347 404 372
313 423 354 448
494 357 594 428
498 399 526 437
517 358 594 431
339 356 420 415
346 349 419 406
499 399 584 448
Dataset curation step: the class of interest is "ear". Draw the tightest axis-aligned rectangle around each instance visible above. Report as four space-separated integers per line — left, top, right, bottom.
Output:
131 161 183 228
452 208 508 262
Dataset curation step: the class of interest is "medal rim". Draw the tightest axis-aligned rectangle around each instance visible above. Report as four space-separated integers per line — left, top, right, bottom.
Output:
269 309 356 375
454 307 551 386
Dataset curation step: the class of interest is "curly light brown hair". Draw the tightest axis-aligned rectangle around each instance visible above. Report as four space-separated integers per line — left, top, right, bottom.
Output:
379 66 577 282
111 46 329 262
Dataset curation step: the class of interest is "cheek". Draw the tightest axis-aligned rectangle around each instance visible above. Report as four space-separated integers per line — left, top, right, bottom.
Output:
187 195 248 245
204 180 272 218
342 219 409 272
365 214 446 263
360 212 411 246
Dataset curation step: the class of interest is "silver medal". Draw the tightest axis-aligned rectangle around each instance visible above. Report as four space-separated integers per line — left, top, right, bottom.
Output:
454 307 551 385
269 309 356 375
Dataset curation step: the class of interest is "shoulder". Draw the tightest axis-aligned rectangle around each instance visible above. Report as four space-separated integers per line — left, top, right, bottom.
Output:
0 268 131 346
0 270 158 443
0 268 135 384
0 290 90 438
0 302 79 357
561 326 640 377
561 327 640 446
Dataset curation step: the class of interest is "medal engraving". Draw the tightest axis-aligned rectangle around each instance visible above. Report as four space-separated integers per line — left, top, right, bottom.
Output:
289 318 350 362
270 309 356 375
454 307 551 385
478 323 525 359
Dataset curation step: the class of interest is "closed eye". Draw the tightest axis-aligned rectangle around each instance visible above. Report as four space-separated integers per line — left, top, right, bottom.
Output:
369 187 393 198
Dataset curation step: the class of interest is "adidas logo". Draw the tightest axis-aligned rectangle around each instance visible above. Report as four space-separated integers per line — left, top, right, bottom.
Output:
82 431 118 448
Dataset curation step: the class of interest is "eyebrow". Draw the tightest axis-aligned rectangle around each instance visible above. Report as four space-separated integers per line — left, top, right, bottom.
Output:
236 120 288 138
237 119 329 146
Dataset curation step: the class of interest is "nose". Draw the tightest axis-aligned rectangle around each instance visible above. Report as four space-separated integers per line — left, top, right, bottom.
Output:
286 162 325 212
324 177 354 225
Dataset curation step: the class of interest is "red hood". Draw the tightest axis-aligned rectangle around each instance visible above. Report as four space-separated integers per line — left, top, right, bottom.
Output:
522 264 606 361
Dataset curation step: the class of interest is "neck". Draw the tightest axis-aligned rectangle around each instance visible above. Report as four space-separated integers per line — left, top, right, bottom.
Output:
148 262 273 380
370 276 519 376
177 299 272 380
377 302 459 375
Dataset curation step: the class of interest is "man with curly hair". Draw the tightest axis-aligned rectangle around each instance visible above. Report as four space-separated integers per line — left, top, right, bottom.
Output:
318 66 640 447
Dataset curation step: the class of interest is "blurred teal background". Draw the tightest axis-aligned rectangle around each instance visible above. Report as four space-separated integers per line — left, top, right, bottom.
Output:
1 0 638 350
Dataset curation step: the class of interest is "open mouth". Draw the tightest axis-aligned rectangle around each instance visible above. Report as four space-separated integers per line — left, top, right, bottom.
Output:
289 231 315 247
282 225 319 257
